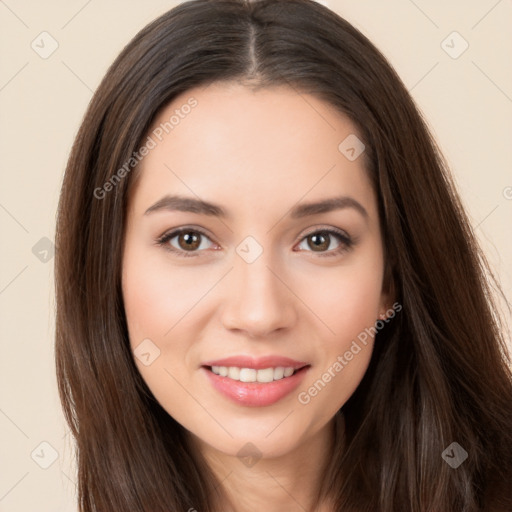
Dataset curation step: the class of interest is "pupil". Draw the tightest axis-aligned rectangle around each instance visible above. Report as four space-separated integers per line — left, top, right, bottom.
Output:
310 233 329 251
181 232 200 249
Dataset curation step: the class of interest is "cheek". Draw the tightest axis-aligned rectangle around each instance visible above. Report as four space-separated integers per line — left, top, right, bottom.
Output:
122 243 223 405
122 244 209 343
297 249 384 345
122 247 203 413
325 271 382 343
293 251 383 412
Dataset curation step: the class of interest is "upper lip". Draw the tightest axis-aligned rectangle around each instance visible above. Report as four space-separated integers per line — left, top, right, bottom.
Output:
201 355 310 370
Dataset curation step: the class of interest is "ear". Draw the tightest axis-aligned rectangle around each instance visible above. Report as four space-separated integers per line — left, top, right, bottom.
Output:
378 259 396 320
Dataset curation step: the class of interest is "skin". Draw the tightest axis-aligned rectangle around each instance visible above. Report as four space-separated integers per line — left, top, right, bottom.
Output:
122 82 392 512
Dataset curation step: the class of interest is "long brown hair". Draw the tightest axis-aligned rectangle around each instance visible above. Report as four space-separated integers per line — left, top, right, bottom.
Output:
55 1 512 510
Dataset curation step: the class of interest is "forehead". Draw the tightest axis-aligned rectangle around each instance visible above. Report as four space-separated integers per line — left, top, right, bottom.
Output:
129 82 376 219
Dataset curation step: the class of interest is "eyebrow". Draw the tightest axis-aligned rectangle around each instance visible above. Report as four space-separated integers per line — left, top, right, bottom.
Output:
144 194 368 220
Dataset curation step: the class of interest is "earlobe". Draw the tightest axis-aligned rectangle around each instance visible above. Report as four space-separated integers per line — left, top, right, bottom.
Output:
378 289 395 319
378 311 389 321
379 261 396 321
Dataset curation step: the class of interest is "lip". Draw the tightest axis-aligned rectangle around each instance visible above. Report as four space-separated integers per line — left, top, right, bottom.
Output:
201 355 309 370
201 364 311 407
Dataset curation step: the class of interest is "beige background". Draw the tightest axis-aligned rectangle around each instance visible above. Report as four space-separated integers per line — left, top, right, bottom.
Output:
0 1 511 510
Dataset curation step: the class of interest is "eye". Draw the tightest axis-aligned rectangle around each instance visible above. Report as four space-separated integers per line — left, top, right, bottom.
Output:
156 226 354 258
295 228 354 257
156 228 217 257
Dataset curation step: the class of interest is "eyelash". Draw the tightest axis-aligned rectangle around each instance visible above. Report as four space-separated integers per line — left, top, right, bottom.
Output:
155 226 354 259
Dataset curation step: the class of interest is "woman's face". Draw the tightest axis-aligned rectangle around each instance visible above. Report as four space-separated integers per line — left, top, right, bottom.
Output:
122 82 390 460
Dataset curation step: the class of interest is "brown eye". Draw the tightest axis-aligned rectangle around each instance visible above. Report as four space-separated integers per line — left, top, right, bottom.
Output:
307 232 331 252
296 228 354 257
177 231 202 251
157 228 216 257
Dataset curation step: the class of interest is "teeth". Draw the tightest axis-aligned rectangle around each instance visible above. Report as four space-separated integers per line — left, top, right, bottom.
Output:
240 368 257 382
227 367 240 380
210 365 299 382
255 367 273 383
274 367 285 380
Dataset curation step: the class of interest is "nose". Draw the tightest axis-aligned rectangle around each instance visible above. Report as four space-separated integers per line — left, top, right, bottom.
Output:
220 252 298 338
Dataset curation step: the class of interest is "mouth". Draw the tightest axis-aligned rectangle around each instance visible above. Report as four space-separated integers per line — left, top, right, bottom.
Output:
201 364 311 407
203 364 309 383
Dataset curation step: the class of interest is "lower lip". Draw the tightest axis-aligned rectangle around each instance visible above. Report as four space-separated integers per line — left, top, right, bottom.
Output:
202 366 310 407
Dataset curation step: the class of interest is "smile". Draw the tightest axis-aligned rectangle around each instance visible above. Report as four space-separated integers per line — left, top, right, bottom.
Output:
202 365 311 407
210 365 297 382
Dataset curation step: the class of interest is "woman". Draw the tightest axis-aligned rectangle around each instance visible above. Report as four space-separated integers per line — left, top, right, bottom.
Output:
54 0 512 510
